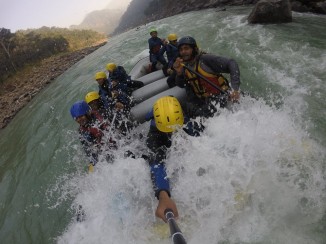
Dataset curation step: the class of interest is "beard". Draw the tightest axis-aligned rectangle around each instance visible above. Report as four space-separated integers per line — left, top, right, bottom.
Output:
181 53 192 62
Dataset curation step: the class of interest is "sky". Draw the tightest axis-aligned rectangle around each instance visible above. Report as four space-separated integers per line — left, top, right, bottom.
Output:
0 0 132 32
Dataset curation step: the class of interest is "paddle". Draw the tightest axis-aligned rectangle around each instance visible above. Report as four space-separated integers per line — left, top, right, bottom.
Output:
181 63 227 95
164 209 187 244
107 112 117 136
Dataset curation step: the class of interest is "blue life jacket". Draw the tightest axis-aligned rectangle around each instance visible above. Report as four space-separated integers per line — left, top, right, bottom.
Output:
109 66 130 83
114 91 131 107
98 79 114 109
148 37 164 54
78 112 107 164
111 82 129 95
163 43 179 65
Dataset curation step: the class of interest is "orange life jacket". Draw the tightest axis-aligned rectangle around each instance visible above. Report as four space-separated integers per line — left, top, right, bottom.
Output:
185 62 230 98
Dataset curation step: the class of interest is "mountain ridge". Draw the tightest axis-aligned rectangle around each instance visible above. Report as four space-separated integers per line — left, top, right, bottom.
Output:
113 0 326 35
72 0 325 35
70 9 124 34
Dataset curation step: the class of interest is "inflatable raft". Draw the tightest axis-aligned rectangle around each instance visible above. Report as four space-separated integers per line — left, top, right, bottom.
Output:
129 56 186 123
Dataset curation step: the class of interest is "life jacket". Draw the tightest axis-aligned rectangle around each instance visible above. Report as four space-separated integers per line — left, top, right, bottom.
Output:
185 58 230 98
79 111 109 144
152 45 161 54
95 99 113 120
165 44 178 63
111 82 129 95
110 66 130 83
99 79 115 109
149 37 163 54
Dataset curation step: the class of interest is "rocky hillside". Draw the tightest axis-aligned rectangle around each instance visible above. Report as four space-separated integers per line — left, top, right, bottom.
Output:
0 43 106 129
112 0 149 34
113 0 326 34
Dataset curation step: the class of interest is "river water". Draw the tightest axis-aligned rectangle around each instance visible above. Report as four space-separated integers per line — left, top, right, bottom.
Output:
0 6 325 244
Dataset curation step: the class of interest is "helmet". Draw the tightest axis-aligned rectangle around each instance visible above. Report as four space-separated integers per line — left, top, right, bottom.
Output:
153 96 184 133
85 91 100 104
106 63 117 72
177 36 197 49
70 101 90 119
149 27 157 34
95 71 106 80
167 33 178 41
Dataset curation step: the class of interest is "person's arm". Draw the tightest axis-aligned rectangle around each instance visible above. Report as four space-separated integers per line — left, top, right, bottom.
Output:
159 45 166 56
149 162 178 222
203 54 241 101
79 134 98 166
115 90 130 106
203 54 241 90
150 162 170 198
156 191 178 222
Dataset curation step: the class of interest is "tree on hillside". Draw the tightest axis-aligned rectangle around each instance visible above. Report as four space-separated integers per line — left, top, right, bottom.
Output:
0 28 17 72
0 27 106 82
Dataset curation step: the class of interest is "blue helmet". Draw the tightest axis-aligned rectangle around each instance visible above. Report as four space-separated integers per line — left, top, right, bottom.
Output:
70 101 90 119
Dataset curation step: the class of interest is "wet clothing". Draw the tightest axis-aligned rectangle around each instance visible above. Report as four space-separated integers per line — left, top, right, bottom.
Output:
98 78 114 109
109 66 144 94
148 37 167 72
106 68 136 135
148 36 165 55
112 111 134 136
90 98 114 121
111 82 130 96
176 53 241 118
160 43 179 68
160 42 179 84
146 123 172 198
98 78 132 114
145 110 203 198
112 89 132 114
78 111 116 165
109 66 130 83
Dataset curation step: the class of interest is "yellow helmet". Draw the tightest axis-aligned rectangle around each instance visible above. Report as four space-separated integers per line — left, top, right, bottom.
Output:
106 63 117 72
167 33 178 42
85 91 100 104
95 71 106 80
153 96 184 133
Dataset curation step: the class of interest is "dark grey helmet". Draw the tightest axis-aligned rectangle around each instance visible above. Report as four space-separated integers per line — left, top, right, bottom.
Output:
177 36 197 49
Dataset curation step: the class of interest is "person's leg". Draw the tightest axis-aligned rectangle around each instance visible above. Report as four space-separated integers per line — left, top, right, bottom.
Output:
150 54 158 72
